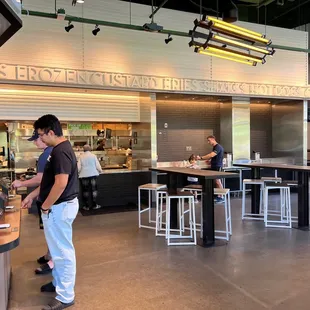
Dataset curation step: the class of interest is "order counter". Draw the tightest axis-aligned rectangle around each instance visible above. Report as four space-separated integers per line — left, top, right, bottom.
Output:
0 196 21 310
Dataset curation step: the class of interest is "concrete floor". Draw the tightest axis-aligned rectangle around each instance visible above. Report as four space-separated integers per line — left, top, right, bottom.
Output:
8 194 310 310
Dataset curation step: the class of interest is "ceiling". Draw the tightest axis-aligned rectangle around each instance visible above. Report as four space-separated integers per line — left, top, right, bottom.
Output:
121 0 310 29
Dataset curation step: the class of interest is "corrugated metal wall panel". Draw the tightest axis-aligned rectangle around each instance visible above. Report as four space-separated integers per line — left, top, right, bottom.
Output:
0 89 140 121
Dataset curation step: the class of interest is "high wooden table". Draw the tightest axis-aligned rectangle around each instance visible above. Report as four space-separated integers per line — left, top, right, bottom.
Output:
0 196 21 310
235 163 310 230
150 167 238 247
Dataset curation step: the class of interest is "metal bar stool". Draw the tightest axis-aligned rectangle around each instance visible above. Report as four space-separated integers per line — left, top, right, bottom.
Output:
214 188 232 241
166 190 197 246
260 177 283 215
282 180 298 223
155 189 168 236
193 188 232 241
242 179 265 220
138 183 166 230
182 184 202 204
264 182 292 229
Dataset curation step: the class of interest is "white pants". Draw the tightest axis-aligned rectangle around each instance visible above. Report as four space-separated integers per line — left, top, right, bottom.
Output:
42 198 79 303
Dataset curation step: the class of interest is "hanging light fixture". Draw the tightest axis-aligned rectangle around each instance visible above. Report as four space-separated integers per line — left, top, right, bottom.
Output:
210 34 274 55
188 14 274 66
92 24 100 36
65 21 74 32
195 47 256 66
165 34 173 44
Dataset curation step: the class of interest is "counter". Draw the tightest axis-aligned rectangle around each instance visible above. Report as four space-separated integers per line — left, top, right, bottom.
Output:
100 168 150 174
95 169 151 208
0 196 21 310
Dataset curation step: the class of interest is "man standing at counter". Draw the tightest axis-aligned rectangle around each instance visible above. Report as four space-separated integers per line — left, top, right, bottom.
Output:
198 135 224 203
12 130 54 275
22 114 79 310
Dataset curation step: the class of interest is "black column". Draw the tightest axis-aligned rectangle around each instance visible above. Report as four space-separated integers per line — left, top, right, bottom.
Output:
298 171 309 228
251 167 261 214
201 178 215 247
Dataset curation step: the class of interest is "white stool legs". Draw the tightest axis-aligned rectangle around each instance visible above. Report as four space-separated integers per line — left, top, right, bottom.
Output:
264 185 292 229
138 184 166 230
166 194 197 246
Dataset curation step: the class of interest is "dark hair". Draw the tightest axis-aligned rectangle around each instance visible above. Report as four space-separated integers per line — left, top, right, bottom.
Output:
207 135 216 140
34 114 63 137
188 154 195 162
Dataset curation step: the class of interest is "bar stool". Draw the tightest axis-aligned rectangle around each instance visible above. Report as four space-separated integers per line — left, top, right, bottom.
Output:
261 177 282 183
155 189 168 236
166 190 197 246
193 188 232 241
214 188 232 241
242 179 265 220
182 184 202 202
138 183 166 230
264 183 292 229
282 180 298 223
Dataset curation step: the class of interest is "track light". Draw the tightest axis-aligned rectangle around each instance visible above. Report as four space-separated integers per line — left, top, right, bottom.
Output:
165 34 173 44
92 25 100 36
65 22 74 32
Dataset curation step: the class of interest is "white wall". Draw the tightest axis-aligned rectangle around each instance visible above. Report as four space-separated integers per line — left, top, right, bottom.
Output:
0 0 308 87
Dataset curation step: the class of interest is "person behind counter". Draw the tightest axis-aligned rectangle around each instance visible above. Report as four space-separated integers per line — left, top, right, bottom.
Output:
96 139 105 150
78 144 103 211
12 130 54 275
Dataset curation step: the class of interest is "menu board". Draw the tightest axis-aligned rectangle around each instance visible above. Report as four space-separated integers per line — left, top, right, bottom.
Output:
68 123 103 130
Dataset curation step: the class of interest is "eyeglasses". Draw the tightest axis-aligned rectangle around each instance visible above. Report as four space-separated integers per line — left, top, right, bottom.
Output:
38 129 50 137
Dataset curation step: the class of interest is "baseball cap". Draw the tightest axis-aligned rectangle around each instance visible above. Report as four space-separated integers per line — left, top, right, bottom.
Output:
27 130 39 141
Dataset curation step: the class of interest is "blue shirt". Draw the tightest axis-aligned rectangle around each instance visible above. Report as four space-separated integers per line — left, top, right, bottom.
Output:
211 144 224 168
37 146 53 173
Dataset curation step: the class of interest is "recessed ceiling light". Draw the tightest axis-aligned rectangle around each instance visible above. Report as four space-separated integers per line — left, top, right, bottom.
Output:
77 0 85 3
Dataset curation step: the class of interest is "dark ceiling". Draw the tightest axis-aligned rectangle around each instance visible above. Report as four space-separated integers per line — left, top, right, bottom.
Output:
121 0 310 29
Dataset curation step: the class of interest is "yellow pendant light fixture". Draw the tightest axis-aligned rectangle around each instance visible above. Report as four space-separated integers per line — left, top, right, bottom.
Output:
195 47 256 66
206 45 264 63
207 16 271 45
211 34 274 55
188 14 275 66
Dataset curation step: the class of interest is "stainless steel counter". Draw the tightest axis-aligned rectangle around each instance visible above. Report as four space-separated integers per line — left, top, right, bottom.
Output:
100 168 150 174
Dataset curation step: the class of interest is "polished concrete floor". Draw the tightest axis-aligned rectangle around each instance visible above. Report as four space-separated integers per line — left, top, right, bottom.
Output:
8 193 310 310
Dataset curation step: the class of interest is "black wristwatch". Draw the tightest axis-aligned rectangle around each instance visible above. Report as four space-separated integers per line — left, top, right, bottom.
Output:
41 206 50 212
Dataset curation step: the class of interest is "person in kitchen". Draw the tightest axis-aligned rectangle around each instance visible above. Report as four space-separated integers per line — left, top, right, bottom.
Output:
96 139 105 151
78 144 103 211
197 135 224 203
12 130 54 275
